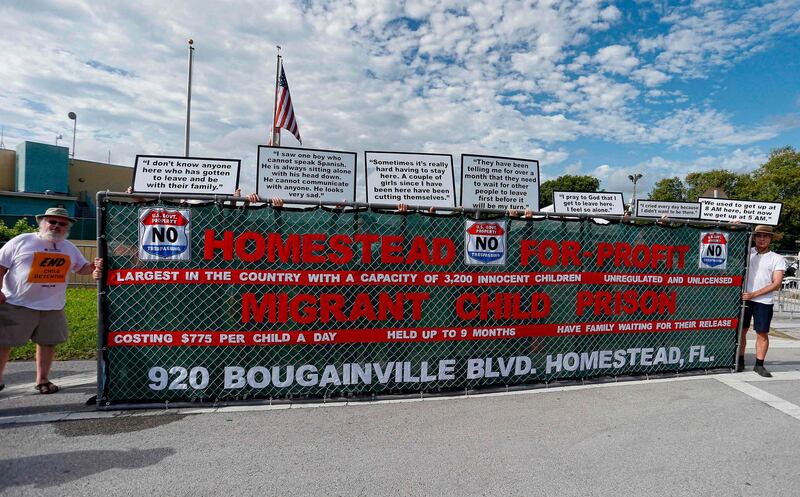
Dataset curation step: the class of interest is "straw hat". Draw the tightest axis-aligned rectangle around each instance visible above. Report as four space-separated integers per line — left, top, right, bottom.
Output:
753 224 783 240
35 207 76 224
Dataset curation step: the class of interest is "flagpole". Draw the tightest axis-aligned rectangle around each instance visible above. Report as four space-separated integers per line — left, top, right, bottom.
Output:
271 46 282 147
184 38 195 157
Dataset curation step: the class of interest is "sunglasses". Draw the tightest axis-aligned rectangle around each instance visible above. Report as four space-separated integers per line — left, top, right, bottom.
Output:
47 219 70 227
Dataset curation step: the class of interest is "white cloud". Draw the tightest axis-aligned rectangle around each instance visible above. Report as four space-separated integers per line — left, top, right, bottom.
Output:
586 147 768 201
571 74 640 114
0 0 796 199
632 68 670 87
600 5 622 22
639 1 800 78
651 108 782 148
594 45 640 75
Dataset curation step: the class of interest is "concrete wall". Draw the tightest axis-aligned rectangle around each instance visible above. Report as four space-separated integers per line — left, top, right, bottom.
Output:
0 192 76 217
69 158 133 202
0 142 133 218
16 141 69 193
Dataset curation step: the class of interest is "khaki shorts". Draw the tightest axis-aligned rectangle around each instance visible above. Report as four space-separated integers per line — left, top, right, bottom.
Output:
0 303 69 347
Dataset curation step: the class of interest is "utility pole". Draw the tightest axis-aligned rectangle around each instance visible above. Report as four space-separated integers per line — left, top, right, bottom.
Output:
184 38 195 157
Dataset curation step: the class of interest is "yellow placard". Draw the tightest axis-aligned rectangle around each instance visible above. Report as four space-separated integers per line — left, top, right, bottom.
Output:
27 252 71 283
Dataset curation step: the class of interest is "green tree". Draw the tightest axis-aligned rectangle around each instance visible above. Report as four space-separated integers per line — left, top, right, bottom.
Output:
740 146 800 251
647 177 687 201
0 218 37 243
684 169 750 201
539 174 600 208
650 149 797 251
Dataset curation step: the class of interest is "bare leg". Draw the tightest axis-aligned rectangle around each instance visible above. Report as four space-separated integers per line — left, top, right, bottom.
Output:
0 347 10 384
35 344 57 385
738 328 749 356
755 332 769 361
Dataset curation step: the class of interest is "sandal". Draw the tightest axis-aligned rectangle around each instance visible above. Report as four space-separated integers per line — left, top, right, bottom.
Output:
35 381 60 394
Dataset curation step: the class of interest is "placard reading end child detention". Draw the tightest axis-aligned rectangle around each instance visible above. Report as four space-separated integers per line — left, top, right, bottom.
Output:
365 151 456 208
553 191 625 216
133 155 241 195
257 146 356 203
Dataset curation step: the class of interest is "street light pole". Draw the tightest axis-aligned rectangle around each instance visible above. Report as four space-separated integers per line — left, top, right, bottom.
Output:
68 112 77 158
628 173 643 213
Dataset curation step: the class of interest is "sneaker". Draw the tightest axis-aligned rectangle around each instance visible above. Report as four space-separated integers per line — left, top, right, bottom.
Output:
753 365 772 378
736 361 745 373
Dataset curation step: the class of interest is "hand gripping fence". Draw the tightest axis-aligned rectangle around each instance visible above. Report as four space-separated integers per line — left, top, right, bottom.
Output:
95 193 748 407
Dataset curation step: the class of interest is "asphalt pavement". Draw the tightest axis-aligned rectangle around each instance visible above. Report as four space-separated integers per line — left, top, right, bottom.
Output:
1 313 799 496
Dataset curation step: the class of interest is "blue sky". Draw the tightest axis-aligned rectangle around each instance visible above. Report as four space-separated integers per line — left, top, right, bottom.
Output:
1 0 798 201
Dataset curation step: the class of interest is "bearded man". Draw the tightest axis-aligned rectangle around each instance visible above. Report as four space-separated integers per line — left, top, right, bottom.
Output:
0 208 100 394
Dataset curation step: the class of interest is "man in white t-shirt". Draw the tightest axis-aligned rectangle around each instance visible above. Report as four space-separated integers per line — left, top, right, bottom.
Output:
738 225 787 377
0 208 100 394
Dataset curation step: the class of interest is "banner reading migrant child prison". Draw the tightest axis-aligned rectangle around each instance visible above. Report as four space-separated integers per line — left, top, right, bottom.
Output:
97 198 746 405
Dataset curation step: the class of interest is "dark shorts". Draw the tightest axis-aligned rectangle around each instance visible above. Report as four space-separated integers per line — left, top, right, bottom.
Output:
743 301 773 334
0 303 69 347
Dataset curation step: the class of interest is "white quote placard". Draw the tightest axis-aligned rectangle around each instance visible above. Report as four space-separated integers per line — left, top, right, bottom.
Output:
636 200 701 219
365 151 455 207
699 198 782 226
257 146 356 203
460 154 539 210
553 191 625 216
133 156 240 195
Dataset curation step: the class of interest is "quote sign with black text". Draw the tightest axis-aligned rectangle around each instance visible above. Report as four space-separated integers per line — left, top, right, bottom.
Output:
365 151 456 207
699 198 781 226
553 191 625 216
460 154 539 211
636 200 701 219
133 155 241 195
257 146 356 203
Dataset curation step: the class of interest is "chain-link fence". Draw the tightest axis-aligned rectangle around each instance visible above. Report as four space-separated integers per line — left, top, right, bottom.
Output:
97 196 747 406
70 242 97 287
777 285 800 318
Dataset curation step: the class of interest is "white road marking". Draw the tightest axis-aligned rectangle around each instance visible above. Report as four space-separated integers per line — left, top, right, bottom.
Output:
0 372 754 425
3 371 800 426
717 373 800 421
